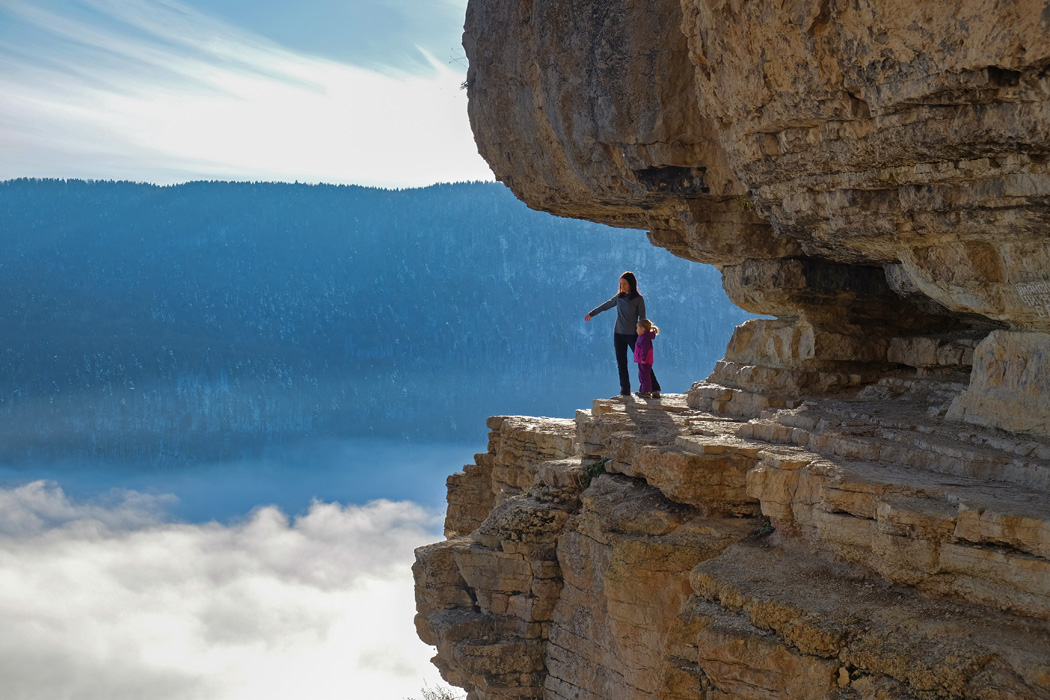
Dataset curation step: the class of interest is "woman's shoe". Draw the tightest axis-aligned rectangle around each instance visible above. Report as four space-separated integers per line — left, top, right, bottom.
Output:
636 392 651 399
651 392 661 399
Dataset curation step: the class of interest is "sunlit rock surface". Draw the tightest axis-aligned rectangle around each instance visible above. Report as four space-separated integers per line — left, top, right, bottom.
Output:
415 0 1050 697
416 397 1050 698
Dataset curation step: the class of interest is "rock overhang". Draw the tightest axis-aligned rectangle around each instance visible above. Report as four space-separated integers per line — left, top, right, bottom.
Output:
462 0 1050 437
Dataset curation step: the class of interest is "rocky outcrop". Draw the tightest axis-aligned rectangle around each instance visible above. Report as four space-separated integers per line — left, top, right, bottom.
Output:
415 1 1050 698
461 0 1050 438
415 388 1050 698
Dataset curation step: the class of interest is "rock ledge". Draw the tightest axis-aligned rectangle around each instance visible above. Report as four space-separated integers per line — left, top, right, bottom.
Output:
415 379 1050 699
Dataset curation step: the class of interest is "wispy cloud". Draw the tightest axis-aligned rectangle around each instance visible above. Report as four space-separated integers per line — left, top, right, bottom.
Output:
0 481 451 700
0 0 492 186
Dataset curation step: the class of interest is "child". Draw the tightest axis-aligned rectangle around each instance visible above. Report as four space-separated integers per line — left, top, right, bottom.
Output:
633 319 660 399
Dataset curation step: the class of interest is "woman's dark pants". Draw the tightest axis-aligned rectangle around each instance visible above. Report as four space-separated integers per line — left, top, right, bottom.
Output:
614 332 660 394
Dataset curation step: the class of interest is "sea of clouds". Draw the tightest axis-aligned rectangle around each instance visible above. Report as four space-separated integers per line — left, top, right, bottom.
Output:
0 481 452 700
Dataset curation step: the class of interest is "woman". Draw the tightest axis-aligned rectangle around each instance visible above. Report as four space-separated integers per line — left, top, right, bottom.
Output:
584 271 662 398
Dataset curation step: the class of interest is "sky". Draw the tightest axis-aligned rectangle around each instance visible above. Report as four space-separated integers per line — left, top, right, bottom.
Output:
0 0 493 187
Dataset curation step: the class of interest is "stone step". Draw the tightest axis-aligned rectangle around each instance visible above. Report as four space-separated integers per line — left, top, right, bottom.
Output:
577 398 762 517
746 400 1050 492
589 393 693 416
748 451 1050 620
669 538 1050 699
887 333 980 370
808 430 1049 490
687 381 802 418
576 395 704 466
618 441 762 517
858 373 971 408
486 415 578 469
780 395 1050 462
776 396 944 433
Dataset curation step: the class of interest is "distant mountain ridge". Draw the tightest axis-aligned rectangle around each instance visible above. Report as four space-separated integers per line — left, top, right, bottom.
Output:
0 178 749 463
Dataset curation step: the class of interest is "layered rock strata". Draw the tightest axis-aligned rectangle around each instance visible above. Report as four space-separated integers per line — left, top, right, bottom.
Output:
415 1 1050 697
415 383 1050 699
461 0 1050 436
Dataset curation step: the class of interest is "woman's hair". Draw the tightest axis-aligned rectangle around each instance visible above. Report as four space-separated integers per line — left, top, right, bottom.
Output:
637 318 659 336
619 271 638 298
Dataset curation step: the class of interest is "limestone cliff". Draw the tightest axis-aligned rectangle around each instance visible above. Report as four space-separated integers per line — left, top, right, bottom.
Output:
414 1 1050 698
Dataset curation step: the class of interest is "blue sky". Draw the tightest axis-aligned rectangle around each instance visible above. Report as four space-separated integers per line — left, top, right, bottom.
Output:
0 0 491 187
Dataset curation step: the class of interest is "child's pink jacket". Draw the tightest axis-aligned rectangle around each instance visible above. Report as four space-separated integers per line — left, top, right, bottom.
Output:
633 330 655 365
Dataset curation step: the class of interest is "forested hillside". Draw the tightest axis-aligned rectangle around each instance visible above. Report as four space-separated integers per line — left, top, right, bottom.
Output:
0 179 750 463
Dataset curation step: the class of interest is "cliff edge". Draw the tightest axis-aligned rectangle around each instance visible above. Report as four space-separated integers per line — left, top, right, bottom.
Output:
414 2 1050 698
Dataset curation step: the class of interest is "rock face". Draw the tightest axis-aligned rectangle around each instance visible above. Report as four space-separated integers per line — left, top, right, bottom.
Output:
414 1 1050 698
461 0 1050 438
416 395 1050 699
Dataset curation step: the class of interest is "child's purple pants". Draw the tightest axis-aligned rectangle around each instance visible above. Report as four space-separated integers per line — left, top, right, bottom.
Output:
638 363 653 393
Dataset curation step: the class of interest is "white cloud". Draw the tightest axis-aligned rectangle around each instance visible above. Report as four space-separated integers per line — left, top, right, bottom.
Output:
0 479 176 535
0 481 455 700
0 0 492 187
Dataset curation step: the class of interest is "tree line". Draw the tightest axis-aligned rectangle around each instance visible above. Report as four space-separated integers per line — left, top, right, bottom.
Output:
0 178 750 463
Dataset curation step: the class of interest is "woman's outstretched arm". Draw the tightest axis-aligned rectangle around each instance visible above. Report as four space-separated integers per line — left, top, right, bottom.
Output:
587 296 618 320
